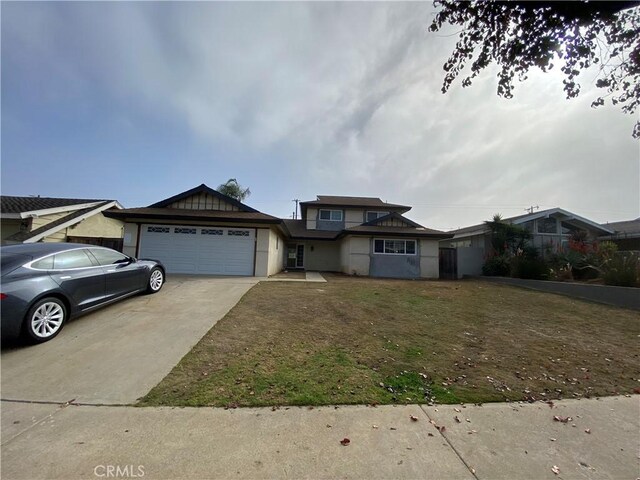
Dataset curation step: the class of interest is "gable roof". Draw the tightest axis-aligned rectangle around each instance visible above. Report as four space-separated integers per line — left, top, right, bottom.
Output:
1 195 114 218
449 207 615 238
281 220 342 240
148 184 258 212
4 201 120 243
103 207 280 224
300 195 410 211
362 212 424 228
601 218 640 234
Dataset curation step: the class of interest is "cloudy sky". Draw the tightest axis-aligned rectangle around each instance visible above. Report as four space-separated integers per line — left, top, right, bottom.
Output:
2 2 638 231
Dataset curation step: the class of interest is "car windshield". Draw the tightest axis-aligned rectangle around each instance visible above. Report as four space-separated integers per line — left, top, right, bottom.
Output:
1 252 31 276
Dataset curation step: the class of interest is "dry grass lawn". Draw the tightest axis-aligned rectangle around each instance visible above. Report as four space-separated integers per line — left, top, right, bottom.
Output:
140 275 640 407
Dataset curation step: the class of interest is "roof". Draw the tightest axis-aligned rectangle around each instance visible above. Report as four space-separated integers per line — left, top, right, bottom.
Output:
344 225 452 239
601 218 640 234
4 201 117 243
1 195 112 215
449 208 615 237
103 208 281 224
148 184 258 213
300 195 410 211
281 220 341 240
362 212 424 228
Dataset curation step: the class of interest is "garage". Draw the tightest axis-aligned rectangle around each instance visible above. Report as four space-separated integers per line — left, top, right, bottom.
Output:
139 224 255 275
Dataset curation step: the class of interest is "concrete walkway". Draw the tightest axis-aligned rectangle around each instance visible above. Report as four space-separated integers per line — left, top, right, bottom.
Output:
265 271 327 283
1 396 637 479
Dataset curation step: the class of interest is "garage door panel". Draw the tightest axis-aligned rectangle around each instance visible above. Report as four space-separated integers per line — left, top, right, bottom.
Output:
139 225 255 276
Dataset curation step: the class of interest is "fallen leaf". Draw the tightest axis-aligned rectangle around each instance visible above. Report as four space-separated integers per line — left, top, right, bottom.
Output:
326 424 332 428
584 428 591 434
454 407 461 413
340 438 350 446
551 465 560 475
550 438 557 442
427 433 434 437
438 425 446 433
410 415 419 422
553 415 572 423
372 425 379 429
454 416 461 423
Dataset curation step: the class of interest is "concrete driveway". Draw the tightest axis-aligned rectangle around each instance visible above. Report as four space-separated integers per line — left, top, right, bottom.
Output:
0 275 258 405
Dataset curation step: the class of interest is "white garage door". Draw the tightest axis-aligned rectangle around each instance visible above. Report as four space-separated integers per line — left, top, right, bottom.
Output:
139 224 255 275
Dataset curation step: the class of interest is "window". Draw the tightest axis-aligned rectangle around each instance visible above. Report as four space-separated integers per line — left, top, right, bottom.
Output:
521 220 534 232
147 226 169 233
373 239 417 255
31 255 54 270
561 222 580 235
201 229 223 235
366 211 388 222
319 210 343 221
89 248 129 266
228 230 250 236
52 250 96 269
174 228 196 234
537 218 558 234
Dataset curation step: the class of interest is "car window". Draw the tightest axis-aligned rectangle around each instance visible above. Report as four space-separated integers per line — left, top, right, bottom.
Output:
31 256 54 270
89 248 129 266
52 250 96 269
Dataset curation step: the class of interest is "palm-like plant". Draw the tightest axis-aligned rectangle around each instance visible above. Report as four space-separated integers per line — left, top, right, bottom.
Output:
217 178 251 202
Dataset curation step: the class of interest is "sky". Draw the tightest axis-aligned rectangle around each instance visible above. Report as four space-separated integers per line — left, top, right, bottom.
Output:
1 2 638 231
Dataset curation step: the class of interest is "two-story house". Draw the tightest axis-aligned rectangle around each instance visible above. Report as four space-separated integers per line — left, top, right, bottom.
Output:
104 184 452 279
282 196 452 278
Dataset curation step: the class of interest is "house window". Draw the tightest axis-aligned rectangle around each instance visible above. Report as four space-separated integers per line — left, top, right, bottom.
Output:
521 220 534 232
228 230 250 236
561 222 580 235
174 228 196 234
537 218 558 234
373 239 417 255
147 226 169 233
201 229 223 235
319 209 343 221
366 211 388 222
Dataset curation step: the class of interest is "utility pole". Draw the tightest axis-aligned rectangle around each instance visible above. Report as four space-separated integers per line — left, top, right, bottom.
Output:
292 199 299 220
525 205 539 214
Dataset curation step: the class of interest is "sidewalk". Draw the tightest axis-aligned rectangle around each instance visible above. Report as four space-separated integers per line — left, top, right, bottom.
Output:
2 396 638 479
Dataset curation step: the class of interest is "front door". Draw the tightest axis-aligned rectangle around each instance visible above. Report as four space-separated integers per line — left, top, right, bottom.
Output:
286 244 304 269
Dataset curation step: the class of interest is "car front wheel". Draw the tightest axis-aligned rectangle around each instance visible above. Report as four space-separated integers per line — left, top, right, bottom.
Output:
24 297 67 343
147 268 164 294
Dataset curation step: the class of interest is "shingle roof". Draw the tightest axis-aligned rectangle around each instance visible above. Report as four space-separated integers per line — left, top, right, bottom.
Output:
344 225 452 238
5 202 112 242
300 195 410 210
103 208 281 224
148 184 258 212
1 195 109 214
601 218 640 234
281 220 341 240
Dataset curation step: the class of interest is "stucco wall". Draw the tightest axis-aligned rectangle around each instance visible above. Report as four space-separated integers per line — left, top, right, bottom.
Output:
456 247 484 278
344 209 365 229
255 228 270 277
370 252 420 278
306 208 318 230
267 229 286 276
30 211 69 230
66 213 124 239
303 240 341 271
419 239 440 279
340 236 370 276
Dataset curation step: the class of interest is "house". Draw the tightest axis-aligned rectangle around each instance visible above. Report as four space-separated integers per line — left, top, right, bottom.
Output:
1 196 124 249
599 218 640 251
441 208 615 278
103 184 452 279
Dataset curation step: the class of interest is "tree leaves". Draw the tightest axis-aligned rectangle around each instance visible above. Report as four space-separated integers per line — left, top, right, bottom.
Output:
431 0 640 137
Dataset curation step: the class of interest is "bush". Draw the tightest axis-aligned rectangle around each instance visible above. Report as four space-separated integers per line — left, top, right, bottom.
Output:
482 254 511 276
510 257 549 280
603 252 640 287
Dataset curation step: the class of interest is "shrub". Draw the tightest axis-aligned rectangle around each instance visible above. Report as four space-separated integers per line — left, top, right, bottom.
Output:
482 254 511 276
510 256 549 280
602 252 640 287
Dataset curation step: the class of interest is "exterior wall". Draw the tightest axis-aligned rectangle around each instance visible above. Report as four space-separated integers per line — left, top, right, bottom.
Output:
345 209 365 229
123 223 139 257
306 208 318 230
266 229 286 276
168 192 240 211
42 230 67 243
255 228 270 277
419 239 439 279
1 219 23 241
456 247 484 278
340 236 370 276
303 240 341 271
370 244 420 278
66 213 124 239
378 217 410 227
31 211 69 230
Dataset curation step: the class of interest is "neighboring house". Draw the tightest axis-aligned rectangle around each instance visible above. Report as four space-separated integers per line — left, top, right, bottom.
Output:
1 196 124 249
441 208 615 278
599 217 640 251
103 185 452 279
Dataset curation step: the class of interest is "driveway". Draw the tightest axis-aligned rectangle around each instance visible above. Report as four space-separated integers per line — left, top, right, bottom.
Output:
0 275 258 405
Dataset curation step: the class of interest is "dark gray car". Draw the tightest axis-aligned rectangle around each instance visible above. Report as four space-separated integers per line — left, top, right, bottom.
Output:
1 243 165 343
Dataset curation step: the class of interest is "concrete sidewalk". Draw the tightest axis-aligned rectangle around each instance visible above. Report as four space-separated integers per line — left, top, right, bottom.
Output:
2 396 638 479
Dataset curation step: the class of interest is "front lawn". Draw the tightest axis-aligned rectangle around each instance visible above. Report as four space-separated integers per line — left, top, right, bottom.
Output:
140 275 639 407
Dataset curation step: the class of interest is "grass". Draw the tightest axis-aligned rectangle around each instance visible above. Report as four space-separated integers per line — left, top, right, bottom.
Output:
140 274 640 407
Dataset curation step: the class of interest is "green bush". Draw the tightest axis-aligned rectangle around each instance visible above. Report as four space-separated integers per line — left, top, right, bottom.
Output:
482 254 511 276
510 256 549 280
603 252 640 287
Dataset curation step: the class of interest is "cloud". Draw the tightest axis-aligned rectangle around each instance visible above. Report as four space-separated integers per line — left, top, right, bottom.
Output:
2 2 637 228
